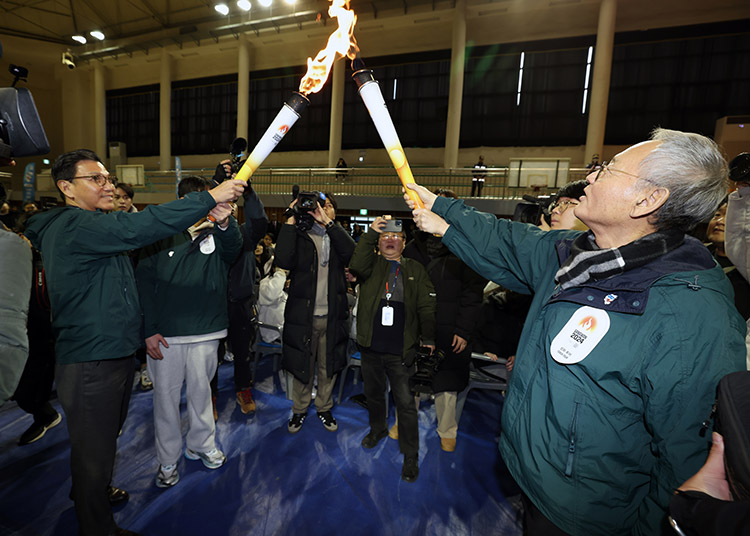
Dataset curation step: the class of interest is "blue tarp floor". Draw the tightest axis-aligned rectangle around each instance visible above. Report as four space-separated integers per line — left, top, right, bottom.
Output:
0 357 522 536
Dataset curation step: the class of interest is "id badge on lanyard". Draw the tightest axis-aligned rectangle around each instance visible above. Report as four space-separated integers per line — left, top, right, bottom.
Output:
382 266 399 327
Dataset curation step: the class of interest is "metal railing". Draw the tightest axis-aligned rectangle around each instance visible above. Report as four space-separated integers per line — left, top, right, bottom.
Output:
142 166 592 200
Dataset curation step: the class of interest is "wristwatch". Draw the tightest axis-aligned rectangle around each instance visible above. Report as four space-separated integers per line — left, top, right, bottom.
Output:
325 220 335 230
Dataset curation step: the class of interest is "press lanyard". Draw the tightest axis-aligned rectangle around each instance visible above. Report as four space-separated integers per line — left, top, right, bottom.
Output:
385 266 400 305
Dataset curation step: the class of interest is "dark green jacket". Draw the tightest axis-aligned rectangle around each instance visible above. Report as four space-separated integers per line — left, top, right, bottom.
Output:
433 195 746 536
349 229 436 365
24 191 217 364
136 219 241 338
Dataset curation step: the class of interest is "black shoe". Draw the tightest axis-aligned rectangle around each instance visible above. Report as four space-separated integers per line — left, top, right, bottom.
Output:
18 411 62 446
361 428 388 449
317 411 338 432
287 412 307 434
108 486 129 505
401 455 419 483
113 527 142 536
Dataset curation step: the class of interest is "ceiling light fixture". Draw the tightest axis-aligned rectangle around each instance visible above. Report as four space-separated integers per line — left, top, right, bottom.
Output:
215 3 230 15
258 0 272 7
89 30 105 40
72 35 87 44
237 0 252 11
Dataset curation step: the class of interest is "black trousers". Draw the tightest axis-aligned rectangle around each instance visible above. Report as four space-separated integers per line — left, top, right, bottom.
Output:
56 356 133 536
521 492 570 536
471 179 484 197
360 348 418 457
212 297 255 395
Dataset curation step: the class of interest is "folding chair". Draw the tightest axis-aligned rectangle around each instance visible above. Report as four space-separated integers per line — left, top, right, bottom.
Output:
252 322 292 399
455 352 508 424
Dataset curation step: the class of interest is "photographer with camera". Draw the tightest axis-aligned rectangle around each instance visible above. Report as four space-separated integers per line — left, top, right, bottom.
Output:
276 190 355 434
212 137 248 187
349 216 436 483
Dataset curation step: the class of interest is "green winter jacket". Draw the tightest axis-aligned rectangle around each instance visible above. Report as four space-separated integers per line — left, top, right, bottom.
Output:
135 220 241 338
432 196 746 536
24 191 218 364
349 229 436 365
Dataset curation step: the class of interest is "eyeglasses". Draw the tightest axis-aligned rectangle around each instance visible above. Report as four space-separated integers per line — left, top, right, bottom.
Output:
72 174 117 187
549 199 579 213
381 233 403 240
591 162 639 183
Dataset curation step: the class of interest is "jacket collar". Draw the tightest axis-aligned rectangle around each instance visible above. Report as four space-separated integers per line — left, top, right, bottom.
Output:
550 234 718 314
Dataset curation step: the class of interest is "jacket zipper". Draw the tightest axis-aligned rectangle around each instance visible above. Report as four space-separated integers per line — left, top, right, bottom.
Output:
565 402 580 477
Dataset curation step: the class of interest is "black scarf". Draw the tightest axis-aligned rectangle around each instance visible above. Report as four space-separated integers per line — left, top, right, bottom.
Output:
554 229 685 290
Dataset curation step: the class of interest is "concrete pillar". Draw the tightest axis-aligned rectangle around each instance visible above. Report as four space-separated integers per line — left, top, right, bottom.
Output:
584 0 617 163
443 0 467 170
159 48 172 172
328 60 345 168
237 34 250 141
93 65 107 160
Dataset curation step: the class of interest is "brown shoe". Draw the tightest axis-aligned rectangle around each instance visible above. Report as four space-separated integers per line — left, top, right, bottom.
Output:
388 423 398 440
440 437 456 452
236 389 256 414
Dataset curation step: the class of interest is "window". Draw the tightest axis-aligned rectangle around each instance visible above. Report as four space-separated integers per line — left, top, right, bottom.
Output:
106 85 159 157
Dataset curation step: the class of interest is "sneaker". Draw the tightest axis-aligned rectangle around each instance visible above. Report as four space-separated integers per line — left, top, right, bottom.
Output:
18 411 62 446
361 428 388 449
287 412 307 434
317 411 338 432
185 447 226 469
401 455 419 483
155 464 179 488
212 396 218 422
140 367 153 390
236 389 256 415
224 350 234 362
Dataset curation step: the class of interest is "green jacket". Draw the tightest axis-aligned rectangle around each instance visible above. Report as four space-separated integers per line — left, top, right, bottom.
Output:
349 229 436 365
24 191 218 364
136 220 241 338
433 196 746 536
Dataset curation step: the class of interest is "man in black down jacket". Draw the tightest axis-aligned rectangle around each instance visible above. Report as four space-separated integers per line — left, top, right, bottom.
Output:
403 199 485 452
275 192 355 433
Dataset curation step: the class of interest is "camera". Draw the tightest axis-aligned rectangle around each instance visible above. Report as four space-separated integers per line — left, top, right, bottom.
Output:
408 347 445 395
729 153 750 183
287 185 326 232
61 51 76 70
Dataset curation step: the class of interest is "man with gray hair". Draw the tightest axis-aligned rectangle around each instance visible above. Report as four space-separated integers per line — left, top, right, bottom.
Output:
404 128 746 535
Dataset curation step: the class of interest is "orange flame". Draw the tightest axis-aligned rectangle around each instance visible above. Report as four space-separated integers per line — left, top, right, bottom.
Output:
299 0 359 95
578 316 596 332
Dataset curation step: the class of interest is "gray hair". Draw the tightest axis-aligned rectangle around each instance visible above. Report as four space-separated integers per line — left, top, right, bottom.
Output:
638 128 728 231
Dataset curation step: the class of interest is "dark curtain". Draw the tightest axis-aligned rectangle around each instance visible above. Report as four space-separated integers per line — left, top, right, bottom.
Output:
106 85 159 157
606 33 750 144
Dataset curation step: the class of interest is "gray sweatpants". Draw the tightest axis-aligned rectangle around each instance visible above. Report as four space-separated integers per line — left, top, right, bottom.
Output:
148 339 219 466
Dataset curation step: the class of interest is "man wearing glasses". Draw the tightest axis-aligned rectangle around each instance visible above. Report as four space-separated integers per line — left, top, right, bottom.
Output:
548 180 588 231
24 149 244 536
404 129 746 535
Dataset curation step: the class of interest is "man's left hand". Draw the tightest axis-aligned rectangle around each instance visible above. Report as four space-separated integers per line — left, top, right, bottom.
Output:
424 344 436 354
311 204 331 226
451 335 467 353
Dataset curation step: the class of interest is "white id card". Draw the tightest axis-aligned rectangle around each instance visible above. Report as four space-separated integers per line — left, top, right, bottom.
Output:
381 305 394 326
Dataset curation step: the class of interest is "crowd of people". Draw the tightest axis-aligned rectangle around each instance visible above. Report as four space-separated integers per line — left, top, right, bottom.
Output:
1 130 749 535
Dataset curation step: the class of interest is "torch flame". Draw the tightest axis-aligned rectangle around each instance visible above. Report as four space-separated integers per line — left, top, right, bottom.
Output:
299 0 359 95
